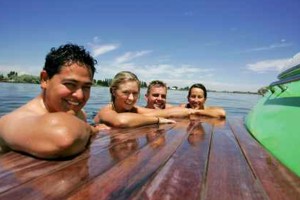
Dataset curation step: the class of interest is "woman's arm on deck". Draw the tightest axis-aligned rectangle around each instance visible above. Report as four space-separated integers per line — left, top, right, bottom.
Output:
204 106 226 118
94 105 175 128
137 106 225 119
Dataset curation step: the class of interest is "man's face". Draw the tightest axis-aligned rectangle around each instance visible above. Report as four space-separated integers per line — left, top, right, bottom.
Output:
41 63 93 114
145 86 167 109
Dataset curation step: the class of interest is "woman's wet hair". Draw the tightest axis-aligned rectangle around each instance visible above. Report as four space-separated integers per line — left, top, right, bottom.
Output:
110 71 141 102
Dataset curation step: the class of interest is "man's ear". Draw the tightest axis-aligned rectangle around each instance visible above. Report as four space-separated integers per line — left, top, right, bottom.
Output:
40 70 49 89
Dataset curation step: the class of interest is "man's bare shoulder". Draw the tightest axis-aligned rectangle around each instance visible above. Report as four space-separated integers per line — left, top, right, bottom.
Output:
0 96 46 135
4 96 43 117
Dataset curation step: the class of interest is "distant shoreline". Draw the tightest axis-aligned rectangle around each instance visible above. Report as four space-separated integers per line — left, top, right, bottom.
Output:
0 80 259 95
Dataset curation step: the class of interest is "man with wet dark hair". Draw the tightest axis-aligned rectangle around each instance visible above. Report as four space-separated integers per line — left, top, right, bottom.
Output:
0 43 108 159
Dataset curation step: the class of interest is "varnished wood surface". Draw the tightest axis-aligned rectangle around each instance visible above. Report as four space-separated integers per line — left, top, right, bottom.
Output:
0 117 299 200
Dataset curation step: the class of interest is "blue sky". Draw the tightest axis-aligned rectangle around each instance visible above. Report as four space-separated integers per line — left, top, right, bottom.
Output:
1 0 299 92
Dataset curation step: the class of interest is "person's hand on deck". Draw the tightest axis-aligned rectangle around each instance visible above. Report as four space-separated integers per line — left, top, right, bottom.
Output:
188 108 226 119
158 117 176 124
92 123 111 133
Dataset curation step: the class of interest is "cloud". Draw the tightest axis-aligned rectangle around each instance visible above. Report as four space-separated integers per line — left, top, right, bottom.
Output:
98 62 215 86
247 59 288 73
247 52 300 73
283 52 300 70
90 44 119 57
115 51 152 64
245 42 292 52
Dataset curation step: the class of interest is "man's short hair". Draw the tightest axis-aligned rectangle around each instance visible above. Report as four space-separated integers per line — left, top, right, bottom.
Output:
146 80 167 95
44 43 97 79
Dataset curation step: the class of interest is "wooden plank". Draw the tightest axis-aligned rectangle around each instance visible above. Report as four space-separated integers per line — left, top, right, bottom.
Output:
0 132 118 194
66 120 191 200
0 132 111 195
0 152 75 194
1 118 299 200
229 118 300 200
130 120 212 200
0 124 174 199
205 121 267 199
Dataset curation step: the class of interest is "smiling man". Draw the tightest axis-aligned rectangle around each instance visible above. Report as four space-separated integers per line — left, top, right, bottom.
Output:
0 44 105 159
145 80 173 109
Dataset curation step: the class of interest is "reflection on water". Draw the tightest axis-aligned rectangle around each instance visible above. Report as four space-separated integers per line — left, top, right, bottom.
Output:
0 83 261 121
108 127 168 161
146 129 166 149
188 123 205 146
109 136 139 161
186 117 226 146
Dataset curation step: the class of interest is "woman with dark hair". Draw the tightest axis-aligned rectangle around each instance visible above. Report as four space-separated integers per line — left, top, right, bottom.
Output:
180 83 226 118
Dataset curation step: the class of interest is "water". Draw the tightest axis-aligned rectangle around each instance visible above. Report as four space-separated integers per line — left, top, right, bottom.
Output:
0 83 261 123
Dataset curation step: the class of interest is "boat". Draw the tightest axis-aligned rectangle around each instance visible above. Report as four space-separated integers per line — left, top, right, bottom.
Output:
246 63 300 177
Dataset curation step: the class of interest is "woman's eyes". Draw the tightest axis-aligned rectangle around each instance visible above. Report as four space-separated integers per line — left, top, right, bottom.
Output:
191 95 203 99
122 91 138 97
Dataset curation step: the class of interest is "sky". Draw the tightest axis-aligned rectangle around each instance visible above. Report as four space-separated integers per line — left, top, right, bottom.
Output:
0 0 300 92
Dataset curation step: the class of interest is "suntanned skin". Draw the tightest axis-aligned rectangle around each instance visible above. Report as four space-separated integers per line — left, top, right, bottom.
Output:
180 87 226 118
94 80 223 128
144 83 225 119
94 81 176 128
0 63 109 158
145 86 173 109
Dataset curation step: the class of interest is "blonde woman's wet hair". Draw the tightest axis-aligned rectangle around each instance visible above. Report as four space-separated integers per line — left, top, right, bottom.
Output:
110 71 141 102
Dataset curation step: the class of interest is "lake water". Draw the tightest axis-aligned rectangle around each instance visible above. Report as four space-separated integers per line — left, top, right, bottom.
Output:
0 83 261 123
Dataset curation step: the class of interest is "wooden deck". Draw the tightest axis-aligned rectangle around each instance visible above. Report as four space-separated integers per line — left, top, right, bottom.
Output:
0 117 299 200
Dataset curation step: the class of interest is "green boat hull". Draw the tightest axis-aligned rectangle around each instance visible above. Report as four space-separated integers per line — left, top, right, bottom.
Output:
246 65 300 177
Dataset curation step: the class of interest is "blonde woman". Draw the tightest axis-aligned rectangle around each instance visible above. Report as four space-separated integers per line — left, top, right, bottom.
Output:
94 71 174 127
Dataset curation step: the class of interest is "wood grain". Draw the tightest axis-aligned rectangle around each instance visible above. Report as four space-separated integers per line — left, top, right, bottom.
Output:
0 118 299 200
131 121 212 200
205 121 267 199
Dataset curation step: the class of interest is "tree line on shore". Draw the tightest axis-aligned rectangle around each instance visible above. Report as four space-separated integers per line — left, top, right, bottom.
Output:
0 71 258 94
0 71 148 88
